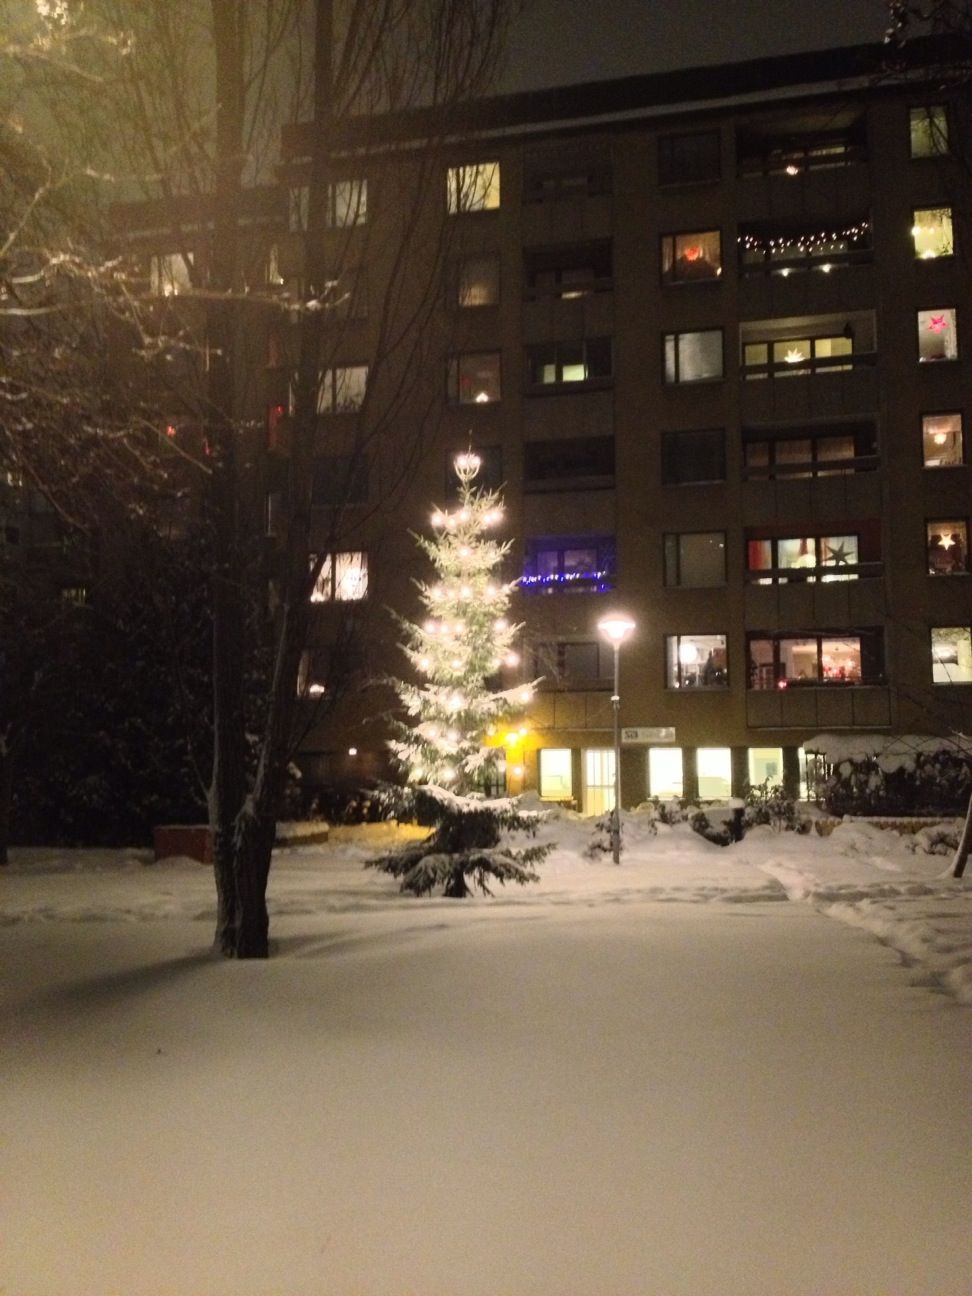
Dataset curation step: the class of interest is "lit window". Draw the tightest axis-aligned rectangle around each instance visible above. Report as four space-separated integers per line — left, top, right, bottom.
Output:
931 627 972 684
927 520 969 575
746 534 861 584
912 207 953 259
661 231 722 283
583 749 616 816
522 536 616 593
648 747 684 798
748 747 783 786
922 412 964 467
327 179 367 227
910 105 948 158
917 308 958 362
149 253 193 296
527 338 612 388
446 162 500 214
665 634 728 689
447 352 501 404
697 748 732 799
457 254 499 307
664 330 723 383
313 365 368 414
747 633 882 687
663 532 726 588
539 748 573 800
289 185 309 232
743 334 853 377
309 551 368 602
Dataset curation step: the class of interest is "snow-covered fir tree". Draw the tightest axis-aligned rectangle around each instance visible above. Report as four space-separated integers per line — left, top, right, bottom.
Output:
370 452 550 897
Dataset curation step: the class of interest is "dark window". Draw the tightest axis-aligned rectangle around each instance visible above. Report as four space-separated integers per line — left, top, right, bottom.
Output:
526 338 612 389
447 352 501 404
523 143 611 201
736 113 866 176
312 454 369 506
743 422 877 479
533 640 612 685
661 428 726 485
524 437 614 490
664 532 726 588
658 131 721 186
522 535 616 593
524 241 612 299
456 254 500 307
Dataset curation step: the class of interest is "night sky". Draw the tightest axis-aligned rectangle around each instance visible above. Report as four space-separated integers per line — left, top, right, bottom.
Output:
500 0 890 91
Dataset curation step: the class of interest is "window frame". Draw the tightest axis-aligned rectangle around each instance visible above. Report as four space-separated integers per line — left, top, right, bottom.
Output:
917 308 959 363
930 625 972 685
447 351 502 405
661 428 726 486
921 411 964 469
664 633 729 690
446 161 501 215
912 206 954 260
309 550 369 603
522 535 617 594
926 519 969 576
663 531 727 588
663 329 724 385
526 337 613 391
455 252 500 308
746 630 884 688
313 364 369 415
660 230 723 284
909 104 949 159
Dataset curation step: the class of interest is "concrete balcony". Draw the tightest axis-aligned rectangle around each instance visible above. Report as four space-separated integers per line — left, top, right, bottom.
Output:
745 684 891 729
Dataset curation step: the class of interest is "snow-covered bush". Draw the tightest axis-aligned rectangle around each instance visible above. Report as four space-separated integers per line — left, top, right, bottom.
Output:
909 822 961 856
742 782 809 834
805 735 972 817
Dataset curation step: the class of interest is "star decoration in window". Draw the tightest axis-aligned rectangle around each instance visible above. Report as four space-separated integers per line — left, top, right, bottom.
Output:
928 314 949 333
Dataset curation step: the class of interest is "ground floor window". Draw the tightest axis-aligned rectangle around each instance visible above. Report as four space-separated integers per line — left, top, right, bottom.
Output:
583 749 615 816
697 747 731 799
748 746 783 786
648 747 683 798
538 748 573 800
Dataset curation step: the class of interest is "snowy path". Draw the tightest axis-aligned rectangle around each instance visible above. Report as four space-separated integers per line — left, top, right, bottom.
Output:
2 885 971 1296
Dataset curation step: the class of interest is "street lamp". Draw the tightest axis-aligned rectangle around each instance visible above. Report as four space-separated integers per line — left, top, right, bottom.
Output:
597 612 636 864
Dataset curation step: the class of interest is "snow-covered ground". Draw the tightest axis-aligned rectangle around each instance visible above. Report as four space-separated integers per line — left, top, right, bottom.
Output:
2 811 971 1295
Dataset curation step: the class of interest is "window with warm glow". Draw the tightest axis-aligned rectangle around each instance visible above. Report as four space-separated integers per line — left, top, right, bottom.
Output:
664 330 723 383
149 253 193 296
527 338 612 388
309 551 368 602
446 162 500 214
926 520 969 575
697 748 732 799
931 627 972 684
912 207 953 259
748 747 783 786
327 179 367 227
661 231 722 283
663 532 726 587
456 254 500 307
739 220 871 274
538 748 573 799
746 533 863 583
922 412 964 467
910 105 948 158
447 352 501 404
314 365 368 414
648 747 684 798
917 308 958 362
664 634 728 689
747 632 883 687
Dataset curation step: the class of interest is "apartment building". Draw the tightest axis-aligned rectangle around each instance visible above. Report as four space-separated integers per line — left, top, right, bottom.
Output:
269 39 972 812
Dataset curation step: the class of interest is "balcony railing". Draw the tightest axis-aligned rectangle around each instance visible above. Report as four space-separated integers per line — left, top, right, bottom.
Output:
743 454 879 480
741 351 877 381
744 561 884 584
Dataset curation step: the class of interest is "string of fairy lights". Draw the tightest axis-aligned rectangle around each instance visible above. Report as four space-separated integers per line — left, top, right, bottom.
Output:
737 220 871 258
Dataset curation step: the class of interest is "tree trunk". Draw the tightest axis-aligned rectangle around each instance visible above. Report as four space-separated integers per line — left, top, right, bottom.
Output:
951 789 972 878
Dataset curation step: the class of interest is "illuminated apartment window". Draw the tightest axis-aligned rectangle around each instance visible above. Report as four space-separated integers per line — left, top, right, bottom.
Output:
447 352 501 404
926 520 969 575
697 748 732 799
917 308 958 362
446 162 500 214
746 533 864 584
743 334 853 377
931 627 972 684
648 747 684 798
665 634 728 689
327 179 367 227
149 253 193 296
912 207 953 259
910 105 948 158
315 365 368 414
744 423 877 478
309 551 368 602
522 536 616 593
661 231 722 283
539 748 573 800
527 338 612 388
456 254 499 307
663 532 726 588
748 631 883 687
922 412 964 467
664 329 723 383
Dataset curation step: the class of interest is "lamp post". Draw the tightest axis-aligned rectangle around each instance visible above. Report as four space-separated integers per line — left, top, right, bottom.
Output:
597 613 636 863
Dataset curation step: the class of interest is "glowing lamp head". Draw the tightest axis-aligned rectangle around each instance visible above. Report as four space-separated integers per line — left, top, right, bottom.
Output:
598 613 636 645
454 451 481 477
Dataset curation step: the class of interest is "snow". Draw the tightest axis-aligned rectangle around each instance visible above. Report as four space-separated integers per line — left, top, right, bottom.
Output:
2 812 971 1295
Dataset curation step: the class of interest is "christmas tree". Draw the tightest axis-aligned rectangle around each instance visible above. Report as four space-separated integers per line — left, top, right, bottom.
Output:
370 452 550 897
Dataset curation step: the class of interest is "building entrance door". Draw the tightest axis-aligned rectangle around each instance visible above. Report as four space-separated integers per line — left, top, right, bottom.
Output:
583 748 615 816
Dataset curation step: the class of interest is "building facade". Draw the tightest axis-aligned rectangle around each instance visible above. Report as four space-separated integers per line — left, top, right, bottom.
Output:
274 41 972 811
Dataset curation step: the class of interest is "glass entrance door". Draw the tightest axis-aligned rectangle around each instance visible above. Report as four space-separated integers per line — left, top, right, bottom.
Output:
583 748 615 816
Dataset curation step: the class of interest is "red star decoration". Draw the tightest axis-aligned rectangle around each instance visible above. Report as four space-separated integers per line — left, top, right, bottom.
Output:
929 314 948 333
